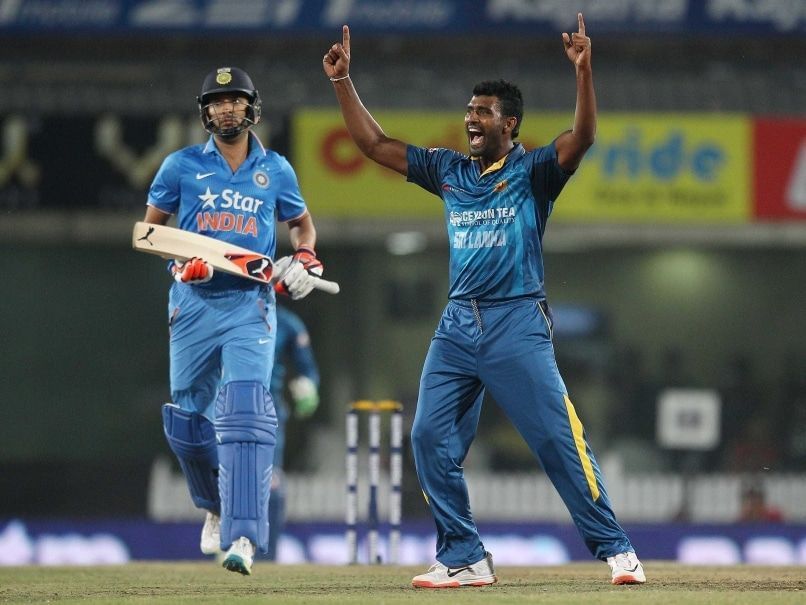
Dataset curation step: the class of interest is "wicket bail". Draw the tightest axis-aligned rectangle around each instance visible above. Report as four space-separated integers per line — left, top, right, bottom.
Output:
346 400 404 565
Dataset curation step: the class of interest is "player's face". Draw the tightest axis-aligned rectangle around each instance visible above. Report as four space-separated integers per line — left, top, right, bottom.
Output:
205 93 250 133
465 95 507 157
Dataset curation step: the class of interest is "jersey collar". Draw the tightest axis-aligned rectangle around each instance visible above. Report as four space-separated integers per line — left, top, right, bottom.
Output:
475 143 525 177
203 131 268 159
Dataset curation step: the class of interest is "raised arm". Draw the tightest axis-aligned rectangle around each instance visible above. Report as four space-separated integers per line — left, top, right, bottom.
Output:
555 13 597 172
323 25 408 176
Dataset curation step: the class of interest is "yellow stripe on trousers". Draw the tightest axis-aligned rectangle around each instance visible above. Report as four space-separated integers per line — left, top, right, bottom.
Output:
564 394 600 502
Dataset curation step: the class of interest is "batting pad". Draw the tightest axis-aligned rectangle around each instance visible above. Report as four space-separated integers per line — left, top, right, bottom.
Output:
162 404 220 513
215 381 277 553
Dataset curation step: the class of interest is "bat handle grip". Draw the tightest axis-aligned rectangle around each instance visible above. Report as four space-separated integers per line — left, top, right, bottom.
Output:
312 276 340 295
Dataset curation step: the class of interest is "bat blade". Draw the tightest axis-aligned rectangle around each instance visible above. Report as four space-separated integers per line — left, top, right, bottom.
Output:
132 221 272 283
132 222 340 294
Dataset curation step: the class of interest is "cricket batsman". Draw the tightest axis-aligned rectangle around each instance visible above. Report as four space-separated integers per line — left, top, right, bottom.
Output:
141 66 325 575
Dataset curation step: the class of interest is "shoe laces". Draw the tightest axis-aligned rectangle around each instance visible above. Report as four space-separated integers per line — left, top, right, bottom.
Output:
612 552 634 569
426 562 447 574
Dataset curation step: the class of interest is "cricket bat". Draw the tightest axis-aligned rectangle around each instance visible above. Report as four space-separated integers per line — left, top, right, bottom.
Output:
132 221 340 294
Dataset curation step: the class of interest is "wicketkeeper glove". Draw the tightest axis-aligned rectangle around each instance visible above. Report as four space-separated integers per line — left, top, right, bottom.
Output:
172 257 214 284
289 376 320 418
274 247 324 300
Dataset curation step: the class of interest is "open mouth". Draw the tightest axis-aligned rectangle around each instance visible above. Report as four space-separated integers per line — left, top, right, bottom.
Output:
468 129 484 148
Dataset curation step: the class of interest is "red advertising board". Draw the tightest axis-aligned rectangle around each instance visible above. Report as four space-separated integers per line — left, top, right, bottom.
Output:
754 118 806 220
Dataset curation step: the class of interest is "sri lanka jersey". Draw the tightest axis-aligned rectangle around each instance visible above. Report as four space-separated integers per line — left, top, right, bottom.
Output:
270 305 319 400
407 142 571 300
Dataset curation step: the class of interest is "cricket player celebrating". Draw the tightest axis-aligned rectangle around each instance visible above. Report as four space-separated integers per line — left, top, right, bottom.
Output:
142 66 325 575
323 15 646 587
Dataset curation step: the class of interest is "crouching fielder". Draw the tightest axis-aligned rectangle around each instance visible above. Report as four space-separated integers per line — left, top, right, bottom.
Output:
142 65 325 575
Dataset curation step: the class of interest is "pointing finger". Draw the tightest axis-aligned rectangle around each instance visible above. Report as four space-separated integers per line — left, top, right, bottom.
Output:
343 24 350 54
578 12 585 35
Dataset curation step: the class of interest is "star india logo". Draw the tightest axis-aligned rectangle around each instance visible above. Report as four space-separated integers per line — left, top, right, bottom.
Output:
198 187 219 210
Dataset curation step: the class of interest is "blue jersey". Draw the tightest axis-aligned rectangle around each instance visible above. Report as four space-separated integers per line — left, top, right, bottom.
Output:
270 305 320 400
407 142 571 300
148 132 307 289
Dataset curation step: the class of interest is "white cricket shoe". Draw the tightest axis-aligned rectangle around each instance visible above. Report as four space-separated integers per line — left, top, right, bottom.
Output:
607 551 646 585
200 512 222 555
411 552 497 588
222 536 256 575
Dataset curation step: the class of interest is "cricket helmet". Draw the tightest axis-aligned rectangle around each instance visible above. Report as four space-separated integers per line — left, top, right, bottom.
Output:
197 66 262 138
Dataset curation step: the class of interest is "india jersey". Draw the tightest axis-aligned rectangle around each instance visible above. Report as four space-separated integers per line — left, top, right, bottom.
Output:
407 142 571 300
148 132 307 289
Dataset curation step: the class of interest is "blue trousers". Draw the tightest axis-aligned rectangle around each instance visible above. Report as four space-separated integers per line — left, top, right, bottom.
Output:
167 282 278 552
411 297 633 567
168 283 277 418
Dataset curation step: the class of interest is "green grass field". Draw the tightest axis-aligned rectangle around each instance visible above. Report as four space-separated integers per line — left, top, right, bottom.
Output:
0 562 804 604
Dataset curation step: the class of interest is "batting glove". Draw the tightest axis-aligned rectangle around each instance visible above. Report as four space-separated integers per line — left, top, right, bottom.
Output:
292 246 324 277
172 257 214 284
289 376 320 418
274 247 323 300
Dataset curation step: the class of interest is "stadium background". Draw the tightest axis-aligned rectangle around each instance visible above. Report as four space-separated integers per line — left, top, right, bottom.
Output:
0 0 804 565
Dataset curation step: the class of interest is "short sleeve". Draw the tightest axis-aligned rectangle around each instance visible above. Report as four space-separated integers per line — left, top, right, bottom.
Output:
147 151 182 214
528 142 573 201
406 145 463 197
274 156 308 222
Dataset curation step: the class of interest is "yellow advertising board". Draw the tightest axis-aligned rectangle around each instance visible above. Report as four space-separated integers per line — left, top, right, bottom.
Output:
293 110 751 222
554 113 751 222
